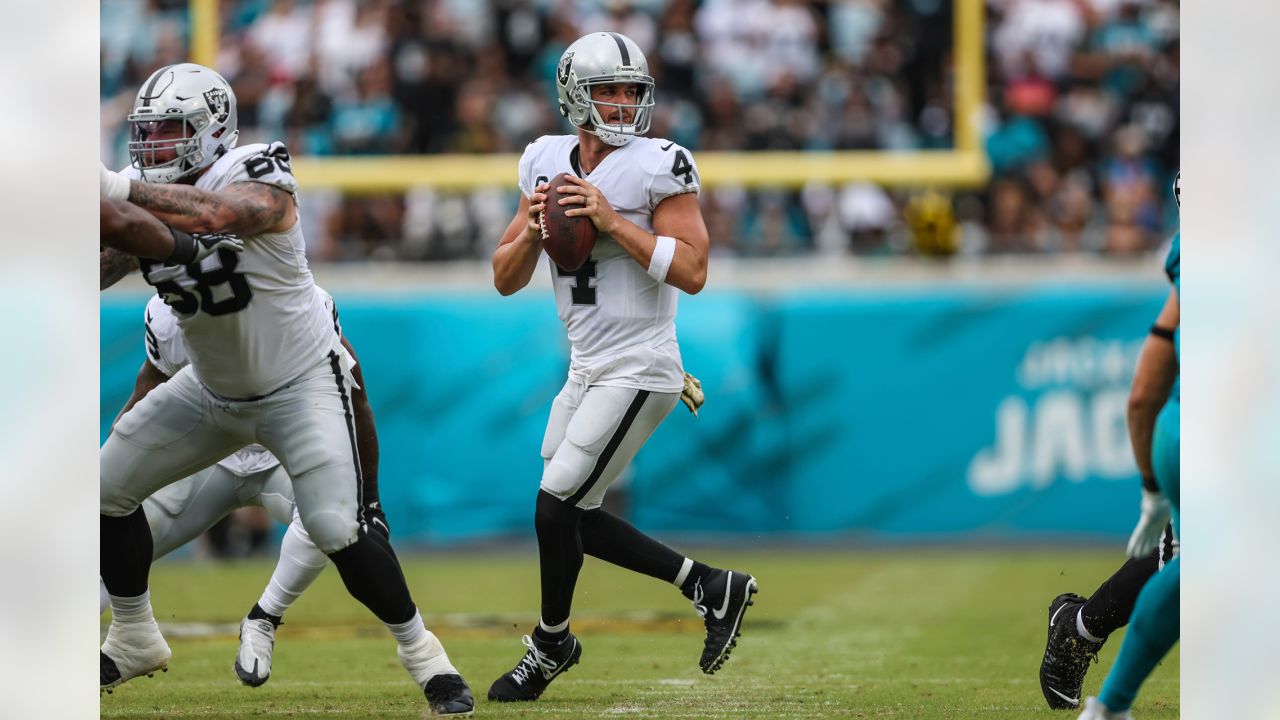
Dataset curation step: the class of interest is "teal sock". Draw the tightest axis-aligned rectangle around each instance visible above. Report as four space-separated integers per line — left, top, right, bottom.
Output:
1098 555 1180 711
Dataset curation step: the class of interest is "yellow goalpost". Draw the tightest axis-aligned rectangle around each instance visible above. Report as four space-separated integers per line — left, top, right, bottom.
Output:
189 0 988 192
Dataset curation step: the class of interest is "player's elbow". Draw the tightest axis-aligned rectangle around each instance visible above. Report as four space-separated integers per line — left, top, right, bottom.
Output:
675 259 707 295
1127 384 1163 419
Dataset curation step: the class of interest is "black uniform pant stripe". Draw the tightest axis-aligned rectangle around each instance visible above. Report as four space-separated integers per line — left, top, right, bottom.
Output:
566 389 649 506
328 350 365 526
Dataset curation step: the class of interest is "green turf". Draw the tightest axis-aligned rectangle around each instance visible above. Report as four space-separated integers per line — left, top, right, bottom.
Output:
101 548 1178 719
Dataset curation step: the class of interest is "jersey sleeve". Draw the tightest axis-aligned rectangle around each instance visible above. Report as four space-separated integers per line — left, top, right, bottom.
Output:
216 141 299 195
647 142 701 211
1164 233 1180 289
517 137 547 198
142 297 190 378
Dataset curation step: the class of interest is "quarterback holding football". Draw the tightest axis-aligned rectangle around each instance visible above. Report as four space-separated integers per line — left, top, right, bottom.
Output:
488 31 757 703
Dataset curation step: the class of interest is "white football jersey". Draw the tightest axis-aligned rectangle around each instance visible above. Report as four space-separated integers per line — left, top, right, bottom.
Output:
517 135 700 393
142 295 279 477
124 142 339 398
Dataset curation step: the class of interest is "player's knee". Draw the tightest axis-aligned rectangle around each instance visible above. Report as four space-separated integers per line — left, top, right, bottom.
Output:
540 453 589 501
535 489 580 533
300 509 359 554
100 483 141 517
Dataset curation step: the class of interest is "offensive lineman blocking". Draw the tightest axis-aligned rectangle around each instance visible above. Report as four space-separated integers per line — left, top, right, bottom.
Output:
488 32 757 702
98 63 473 714
97 293 383 688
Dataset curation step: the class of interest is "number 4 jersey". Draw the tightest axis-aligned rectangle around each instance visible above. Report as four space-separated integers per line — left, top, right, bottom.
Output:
122 142 339 399
517 135 700 393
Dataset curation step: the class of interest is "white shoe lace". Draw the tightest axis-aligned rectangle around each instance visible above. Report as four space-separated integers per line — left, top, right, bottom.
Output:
511 635 562 684
690 577 708 619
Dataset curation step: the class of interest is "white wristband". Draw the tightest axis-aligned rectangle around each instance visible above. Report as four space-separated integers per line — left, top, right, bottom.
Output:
647 235 676 283
101 163 130 201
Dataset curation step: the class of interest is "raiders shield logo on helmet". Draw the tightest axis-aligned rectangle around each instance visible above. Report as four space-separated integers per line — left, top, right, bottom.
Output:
557 52 575 87
203 88 230 123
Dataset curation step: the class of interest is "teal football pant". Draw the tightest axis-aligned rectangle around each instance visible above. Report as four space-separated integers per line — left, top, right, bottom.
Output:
1099 400 1180 712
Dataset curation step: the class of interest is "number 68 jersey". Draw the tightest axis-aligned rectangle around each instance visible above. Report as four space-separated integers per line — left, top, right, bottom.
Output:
518 134 701 393
123 142 339 399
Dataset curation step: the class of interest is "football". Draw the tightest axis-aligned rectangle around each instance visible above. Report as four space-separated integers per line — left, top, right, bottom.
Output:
540 172 598 271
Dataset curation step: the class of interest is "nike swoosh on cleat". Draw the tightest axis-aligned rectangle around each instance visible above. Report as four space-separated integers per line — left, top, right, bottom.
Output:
1049 602 1069 629
1047 687 1080 706
711 572 734 620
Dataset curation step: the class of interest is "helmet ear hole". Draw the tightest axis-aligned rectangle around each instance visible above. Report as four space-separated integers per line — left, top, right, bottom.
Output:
558 101 569 118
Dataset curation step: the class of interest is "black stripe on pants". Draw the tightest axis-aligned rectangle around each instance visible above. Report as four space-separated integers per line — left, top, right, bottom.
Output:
566 390 649 507
328 351 365 527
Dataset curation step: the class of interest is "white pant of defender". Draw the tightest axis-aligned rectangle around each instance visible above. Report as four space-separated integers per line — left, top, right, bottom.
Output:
142 464 294 559
101 354 365 554
540 381 679 510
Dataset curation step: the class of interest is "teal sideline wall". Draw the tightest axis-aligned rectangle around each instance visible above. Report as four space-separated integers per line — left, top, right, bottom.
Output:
101 284 1167 544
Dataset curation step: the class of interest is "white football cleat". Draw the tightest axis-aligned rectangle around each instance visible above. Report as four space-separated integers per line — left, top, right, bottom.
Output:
1077 696 1134 720
100 619 171 693
234 617 277 687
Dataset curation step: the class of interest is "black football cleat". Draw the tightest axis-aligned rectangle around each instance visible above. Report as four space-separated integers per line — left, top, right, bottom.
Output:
423 673 475 716
487 633 582 702
1040 592 1104 709
691 568 758 674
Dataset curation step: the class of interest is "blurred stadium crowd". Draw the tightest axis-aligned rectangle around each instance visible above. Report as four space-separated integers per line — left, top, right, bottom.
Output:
101 0 1179 262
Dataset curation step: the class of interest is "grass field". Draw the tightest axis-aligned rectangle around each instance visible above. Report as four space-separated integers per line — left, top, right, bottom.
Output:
100 548 1179 719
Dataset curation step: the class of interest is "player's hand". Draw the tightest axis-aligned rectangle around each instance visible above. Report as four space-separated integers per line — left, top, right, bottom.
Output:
525 181 549 244
558 174 621 234
680 371 704 416
192 232 245 261
101 162 130 201
1126 488 1171 558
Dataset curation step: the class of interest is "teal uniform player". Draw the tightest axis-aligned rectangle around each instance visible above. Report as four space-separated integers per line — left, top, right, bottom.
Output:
1080 191 1180 719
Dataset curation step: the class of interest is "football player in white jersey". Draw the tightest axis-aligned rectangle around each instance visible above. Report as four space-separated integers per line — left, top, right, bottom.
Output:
97 63 472 714
487 32 758 702
97 292 387 689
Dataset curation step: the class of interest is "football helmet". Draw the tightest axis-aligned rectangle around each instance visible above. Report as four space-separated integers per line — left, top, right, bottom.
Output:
127 63 239 184
555 33 654 147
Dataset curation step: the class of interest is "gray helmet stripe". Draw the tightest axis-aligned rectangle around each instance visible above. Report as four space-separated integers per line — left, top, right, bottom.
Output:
607 32 630 66
140 65 174 107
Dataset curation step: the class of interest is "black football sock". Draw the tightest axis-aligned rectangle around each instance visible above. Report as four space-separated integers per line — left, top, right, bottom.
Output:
247 602 283 627
327 526 415 625
533 490 584 643
580 507 688 583
1079 548 1159 639
101 507 153 598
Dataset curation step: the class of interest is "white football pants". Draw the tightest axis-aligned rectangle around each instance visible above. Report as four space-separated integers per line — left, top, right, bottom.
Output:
540 381 679 510
101 353 366 554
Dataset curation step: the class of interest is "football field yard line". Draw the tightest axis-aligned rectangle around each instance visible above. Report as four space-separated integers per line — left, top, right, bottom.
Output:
101 548 1178 719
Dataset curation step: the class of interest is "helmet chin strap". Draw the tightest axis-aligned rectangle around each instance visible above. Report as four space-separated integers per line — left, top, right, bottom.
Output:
592 127 634 146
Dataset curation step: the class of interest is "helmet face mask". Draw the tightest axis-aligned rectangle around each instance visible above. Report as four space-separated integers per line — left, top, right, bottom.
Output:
556 33 654 147
127 63 239 183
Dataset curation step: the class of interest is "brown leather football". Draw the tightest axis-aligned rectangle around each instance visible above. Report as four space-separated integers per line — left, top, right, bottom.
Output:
539 172 598 272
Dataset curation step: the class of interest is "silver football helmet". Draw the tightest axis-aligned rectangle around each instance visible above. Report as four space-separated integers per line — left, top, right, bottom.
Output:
555 33 654 147
127 63 239 184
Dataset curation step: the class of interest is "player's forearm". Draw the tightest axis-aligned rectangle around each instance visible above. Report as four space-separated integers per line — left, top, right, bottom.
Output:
607 218 707 294
493 235 542 295
101 199 177 261
1126 325 1178 487
1127 403 1160 481
128 180 288 236
100 247 139 291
